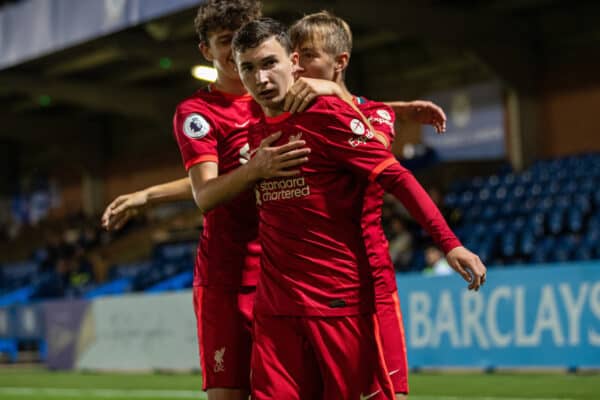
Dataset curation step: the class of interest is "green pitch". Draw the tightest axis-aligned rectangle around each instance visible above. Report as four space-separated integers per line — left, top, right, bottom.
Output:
0 369 598 400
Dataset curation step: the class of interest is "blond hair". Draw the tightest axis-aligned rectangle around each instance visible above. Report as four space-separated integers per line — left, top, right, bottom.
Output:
289 11 352 57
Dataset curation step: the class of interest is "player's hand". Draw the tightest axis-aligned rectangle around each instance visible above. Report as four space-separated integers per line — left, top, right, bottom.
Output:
283 78 342 113
247 131 310 180
101 191 148 231
445 246 487 291
391 100 447 134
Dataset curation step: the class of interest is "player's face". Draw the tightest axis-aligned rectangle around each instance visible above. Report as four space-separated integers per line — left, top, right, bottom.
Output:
200 29 239 81
294 39 337 81
236 36 297 114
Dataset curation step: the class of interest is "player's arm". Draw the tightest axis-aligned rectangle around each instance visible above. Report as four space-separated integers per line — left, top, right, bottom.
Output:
101 178 192 231
190 132 310 214
283 77 352 113
321 101 485 290
385 100 447 133
374 161 486 290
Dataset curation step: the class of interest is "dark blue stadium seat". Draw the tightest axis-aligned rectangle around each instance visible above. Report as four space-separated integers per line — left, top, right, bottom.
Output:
482 204 499 220
494 186 508 203
510 185 526 201
516 171 533 185
522 198 538 215
473 222 487 237
509 217 526 234
519 230 536 256
579 177 595 193
567 210 584 233
582 229 599 248
485 175 501 190
146 271 193 293
547 210 565 235
462 204 483 221
109 261 152 281
572 246 595 261
477 239 495 264
554 195 571 211
130 263 161 292
444 192 458 208
573 194 592 214
458 190 475 209
594 190 600 208
561 181 578 195
527 183 543 198
154 241 196 262
500 201 518 218
470 176 485 190
477 188 492 203
500 233 517 258
491 220 506 236
548 234 580 262
502 173 516 187
537 197 554 213
531 236 557 263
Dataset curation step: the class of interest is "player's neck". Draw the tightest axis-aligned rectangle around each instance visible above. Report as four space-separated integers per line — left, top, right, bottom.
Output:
262 103 286 118
336 80 352 100
212 75 247 96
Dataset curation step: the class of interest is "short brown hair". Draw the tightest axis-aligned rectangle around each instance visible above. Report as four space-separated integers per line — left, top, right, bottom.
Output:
232 18 291 55
289 11 352 57
194 0 262 44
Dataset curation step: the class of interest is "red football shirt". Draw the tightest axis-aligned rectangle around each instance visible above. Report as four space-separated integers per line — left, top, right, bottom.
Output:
173 85 263 287
248 96 460 317
355 96 399 297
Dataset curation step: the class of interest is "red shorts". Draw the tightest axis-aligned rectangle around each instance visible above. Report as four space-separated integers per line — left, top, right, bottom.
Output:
251 313 395 400
376 290 409 394
193 286 255 390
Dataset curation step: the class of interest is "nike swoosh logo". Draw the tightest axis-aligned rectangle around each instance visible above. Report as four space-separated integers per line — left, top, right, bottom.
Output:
388 369 400 376
360 390 380 400
234 120 250 128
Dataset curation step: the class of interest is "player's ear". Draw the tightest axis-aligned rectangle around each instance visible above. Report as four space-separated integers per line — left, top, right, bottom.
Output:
334 52 349 74
290 51 299 67
199 41 214 62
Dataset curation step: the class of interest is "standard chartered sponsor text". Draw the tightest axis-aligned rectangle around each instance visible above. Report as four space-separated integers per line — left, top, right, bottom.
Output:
259 177 310 202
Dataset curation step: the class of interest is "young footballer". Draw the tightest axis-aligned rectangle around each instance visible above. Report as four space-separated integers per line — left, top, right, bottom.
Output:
233 17 486 399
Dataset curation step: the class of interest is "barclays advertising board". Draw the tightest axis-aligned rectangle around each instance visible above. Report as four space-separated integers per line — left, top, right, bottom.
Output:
397 262 600 368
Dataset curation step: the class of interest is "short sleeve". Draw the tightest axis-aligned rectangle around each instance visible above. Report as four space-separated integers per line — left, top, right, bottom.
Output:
172 104 219 171
315 101 398 182
361 102 396 146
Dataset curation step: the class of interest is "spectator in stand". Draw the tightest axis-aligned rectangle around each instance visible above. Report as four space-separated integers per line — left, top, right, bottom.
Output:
423 245 453 276
387 217 413 272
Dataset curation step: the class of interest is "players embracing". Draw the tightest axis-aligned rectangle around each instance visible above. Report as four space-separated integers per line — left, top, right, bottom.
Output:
102 1 486 399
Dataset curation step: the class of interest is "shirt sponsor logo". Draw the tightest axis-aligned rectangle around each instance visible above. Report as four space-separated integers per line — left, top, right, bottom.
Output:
256 177 310 205
376 109 392 121
350 118 366 136
368 115 394 129
183 113 211 139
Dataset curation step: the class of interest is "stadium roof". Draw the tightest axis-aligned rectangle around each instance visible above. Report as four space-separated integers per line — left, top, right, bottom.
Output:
1 0 599 171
